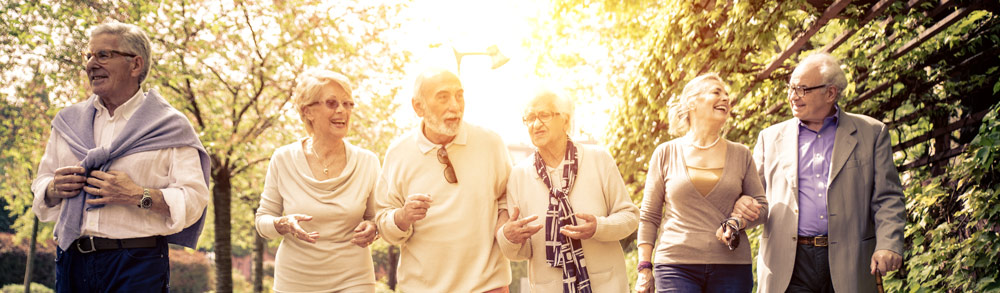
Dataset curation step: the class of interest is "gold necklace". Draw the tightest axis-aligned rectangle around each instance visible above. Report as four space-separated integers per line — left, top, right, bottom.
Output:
311 139 335 175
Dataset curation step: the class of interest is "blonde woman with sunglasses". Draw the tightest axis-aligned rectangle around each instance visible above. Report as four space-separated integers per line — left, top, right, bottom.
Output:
254 69 380 292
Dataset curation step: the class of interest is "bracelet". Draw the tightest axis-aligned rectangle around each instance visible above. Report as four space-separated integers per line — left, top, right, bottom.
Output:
637 261 653 271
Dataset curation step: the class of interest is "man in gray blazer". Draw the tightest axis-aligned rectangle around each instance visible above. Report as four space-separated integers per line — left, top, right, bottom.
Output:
737 53 905 292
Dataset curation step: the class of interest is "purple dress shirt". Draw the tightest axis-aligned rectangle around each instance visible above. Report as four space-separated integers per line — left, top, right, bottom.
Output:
796 109 839 236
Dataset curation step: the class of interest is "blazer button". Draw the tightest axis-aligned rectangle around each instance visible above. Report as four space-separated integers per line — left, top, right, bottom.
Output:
794 209 798 214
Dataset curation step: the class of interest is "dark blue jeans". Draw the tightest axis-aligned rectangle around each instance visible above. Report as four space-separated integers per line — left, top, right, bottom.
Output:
55 237 169 293
653 263 752 293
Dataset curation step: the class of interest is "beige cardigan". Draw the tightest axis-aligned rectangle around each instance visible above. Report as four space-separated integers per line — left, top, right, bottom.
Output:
638 139 767 265
498 143 639 292
255 139 379 292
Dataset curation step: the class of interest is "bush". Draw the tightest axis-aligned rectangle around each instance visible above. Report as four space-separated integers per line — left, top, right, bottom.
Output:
168 247 213 293
0 282 54 293
0 234 56 289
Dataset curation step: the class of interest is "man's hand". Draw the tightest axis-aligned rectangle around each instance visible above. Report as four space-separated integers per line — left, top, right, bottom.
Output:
83 170 144 206
870 249 902 276
501 206 542 244
731 195 763 222
350 220 377 247
46 166 87 206
394 193 432 231
274 214 319 243
634 267 653 293
560 213 597 240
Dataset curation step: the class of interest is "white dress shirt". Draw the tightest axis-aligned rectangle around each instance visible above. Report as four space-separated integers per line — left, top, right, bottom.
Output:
31 90 210 241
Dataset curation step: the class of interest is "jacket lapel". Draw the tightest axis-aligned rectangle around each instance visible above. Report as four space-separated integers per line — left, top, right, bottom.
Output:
829 110 858 184
779 121 800 206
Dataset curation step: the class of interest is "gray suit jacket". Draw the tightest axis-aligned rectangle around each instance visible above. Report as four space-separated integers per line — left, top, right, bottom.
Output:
753 108 905 293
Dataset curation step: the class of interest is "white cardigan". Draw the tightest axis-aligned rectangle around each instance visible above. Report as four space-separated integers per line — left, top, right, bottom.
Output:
498 143 639 293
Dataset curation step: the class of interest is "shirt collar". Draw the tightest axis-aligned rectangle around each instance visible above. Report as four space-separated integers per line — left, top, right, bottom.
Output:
796 105 840 131
415 121 468 154
92 89 145 121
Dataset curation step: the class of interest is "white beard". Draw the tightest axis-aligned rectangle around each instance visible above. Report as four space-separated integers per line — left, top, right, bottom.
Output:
420 103 462 137
423 113 461 137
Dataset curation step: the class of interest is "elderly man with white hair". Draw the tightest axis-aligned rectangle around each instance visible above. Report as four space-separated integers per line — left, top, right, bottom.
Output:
498 87 638 292
375 68 512 292
31 22 210 292
742 53 906 293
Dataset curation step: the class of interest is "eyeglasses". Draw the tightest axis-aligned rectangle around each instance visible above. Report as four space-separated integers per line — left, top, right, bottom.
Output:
787 84 829 98
310 99 355 111
437 147 458 184
83 50 137 64
522 111 561 126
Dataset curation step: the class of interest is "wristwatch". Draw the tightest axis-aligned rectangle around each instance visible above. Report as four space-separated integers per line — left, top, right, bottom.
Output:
138 188 152 209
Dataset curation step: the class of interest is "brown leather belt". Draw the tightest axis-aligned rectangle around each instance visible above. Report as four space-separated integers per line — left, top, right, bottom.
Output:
74 236 159 253
797 235 828 247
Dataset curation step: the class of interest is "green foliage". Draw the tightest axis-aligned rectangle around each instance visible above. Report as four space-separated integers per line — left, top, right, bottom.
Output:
903 104 1000 292
0 283 53 293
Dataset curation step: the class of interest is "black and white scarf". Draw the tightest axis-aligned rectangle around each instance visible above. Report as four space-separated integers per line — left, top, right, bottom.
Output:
535 139 592 293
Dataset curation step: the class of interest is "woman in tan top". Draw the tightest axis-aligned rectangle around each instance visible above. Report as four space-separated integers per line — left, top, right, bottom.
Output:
634 74 768 293
254 69 379 292
499 88 639 292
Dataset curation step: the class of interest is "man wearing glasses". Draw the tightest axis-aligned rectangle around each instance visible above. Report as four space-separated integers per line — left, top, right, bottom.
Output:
740 53 905 292
31 22 209 292
375 68 512 292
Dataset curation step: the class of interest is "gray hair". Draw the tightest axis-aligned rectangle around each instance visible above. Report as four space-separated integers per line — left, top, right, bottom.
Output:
797 53 848 99
667 73 728 137
526 87 575 135
91 22 152 84
293 69 354 135
412 67 457 102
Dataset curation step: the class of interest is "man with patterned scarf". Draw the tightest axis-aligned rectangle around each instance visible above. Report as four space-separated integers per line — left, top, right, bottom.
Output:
32 22 209 292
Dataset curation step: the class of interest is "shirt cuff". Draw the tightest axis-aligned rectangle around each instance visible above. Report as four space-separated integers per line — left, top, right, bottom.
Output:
31 178 63 221
495 222 529 261
380 209 413 242
592 216 608 240
161 188 190 233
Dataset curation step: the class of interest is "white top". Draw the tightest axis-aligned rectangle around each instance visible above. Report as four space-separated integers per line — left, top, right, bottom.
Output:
32 91 210 241
374 122 512 293
255 139 380 292
498 143 639 292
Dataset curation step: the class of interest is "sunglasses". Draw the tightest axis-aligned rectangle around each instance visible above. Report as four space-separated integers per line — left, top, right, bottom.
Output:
83 50 136 64
310 99 355 111
437 147 458 184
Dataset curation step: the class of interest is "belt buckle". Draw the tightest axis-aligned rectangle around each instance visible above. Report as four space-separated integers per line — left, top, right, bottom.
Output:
77 236 97 253
813 236 828 247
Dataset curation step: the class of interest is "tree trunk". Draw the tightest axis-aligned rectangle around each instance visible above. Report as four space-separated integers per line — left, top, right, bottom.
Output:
253 233 264 293
388 245 398 290
23 216 38 292
213 167 233 292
